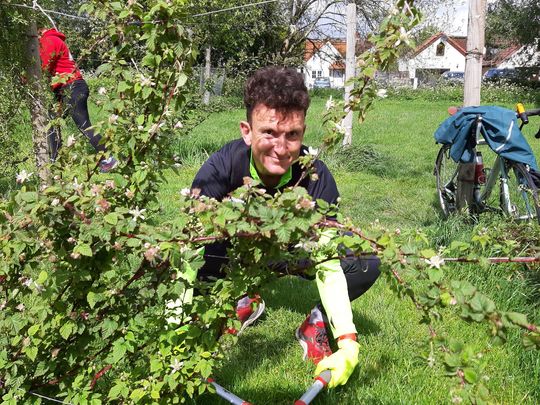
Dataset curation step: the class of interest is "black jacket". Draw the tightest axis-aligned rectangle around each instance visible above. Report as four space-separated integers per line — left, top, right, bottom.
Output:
191 139 340 279
191 139 339 204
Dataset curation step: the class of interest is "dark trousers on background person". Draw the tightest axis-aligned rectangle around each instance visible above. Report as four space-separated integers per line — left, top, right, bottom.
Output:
199 242 381 303
48 79 105 161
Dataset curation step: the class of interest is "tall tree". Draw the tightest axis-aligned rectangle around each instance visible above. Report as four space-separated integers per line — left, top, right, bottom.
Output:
486 0 540 48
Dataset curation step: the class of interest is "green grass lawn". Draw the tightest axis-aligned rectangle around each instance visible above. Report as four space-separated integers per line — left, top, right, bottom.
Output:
152 98 540 404
7 95 540 403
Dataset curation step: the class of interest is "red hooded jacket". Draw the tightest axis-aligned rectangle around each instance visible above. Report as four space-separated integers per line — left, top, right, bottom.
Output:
39 28 82 89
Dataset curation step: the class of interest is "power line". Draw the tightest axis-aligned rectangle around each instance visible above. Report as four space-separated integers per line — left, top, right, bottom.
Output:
10 0 281 22
11 3 89 21
191 0 280 17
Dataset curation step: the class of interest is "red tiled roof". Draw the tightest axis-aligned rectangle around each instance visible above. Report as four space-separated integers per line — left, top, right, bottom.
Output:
412 32 467 57
304 40 346 61
486 44 522 66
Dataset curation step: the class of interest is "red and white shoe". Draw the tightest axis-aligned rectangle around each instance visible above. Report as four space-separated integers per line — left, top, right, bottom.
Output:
228 295 265 335
295 307 332 364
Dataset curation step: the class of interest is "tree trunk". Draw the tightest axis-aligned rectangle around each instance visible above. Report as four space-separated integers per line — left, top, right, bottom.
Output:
342 1 356 147
463 0 486 107
25 21 50 185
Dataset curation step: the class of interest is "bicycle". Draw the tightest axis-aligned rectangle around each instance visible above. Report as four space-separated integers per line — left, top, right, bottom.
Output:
434 104 540 224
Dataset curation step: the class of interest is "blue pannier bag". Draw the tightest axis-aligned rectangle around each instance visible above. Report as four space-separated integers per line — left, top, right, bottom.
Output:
434 105 539 170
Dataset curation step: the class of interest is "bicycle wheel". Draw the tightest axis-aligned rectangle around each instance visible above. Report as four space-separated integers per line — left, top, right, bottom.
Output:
502 162 540 224
434 145 459 217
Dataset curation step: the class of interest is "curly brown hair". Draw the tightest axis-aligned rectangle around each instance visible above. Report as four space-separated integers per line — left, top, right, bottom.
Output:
244 66 310 122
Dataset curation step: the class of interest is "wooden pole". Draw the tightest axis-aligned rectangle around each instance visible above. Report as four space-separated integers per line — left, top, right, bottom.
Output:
342 0 356 147
463 0 486 107
457 0 487 212
203 45 211 105
25 21 50 185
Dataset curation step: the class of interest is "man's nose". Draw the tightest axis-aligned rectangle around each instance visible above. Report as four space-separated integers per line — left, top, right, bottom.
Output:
273 135 287 155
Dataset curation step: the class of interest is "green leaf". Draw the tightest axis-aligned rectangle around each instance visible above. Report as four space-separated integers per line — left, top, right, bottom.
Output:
37 270 48 284
60 322 74 340
87 291 98 309
126 238 141 247
24 346 38 362
108 382 128 400
74 243 93 257
104 213 119 225
130 388 146 402
463 368 479 384
427 267 443 283
117 81 131 93
28 324 40 336
506 312 528 327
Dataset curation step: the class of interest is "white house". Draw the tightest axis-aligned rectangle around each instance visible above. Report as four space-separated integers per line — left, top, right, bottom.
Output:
490 43 540 70
398 32 467 85
302 40 346 89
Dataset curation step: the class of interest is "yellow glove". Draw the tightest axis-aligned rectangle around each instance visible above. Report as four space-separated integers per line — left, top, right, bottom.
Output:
314 338 360 388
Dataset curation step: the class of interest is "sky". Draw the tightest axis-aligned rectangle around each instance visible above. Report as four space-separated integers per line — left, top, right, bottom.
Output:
315 0 470 38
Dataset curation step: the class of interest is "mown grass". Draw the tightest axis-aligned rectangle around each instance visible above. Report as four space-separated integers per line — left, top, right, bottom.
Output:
6 94 540 404
158 97 540 404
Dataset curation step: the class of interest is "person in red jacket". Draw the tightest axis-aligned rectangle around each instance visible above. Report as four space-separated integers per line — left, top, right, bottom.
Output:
39 28 117 172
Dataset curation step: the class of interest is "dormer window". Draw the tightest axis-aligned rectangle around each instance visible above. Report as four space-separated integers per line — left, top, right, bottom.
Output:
436 42 445 56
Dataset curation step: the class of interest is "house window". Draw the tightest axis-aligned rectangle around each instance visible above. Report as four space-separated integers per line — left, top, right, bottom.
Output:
436 42 445 56
312 70 317 78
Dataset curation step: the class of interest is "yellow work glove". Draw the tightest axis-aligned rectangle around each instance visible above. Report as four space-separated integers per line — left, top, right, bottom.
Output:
314 338 360 388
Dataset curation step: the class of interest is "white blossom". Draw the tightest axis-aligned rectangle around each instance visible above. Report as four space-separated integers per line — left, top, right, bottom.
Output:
174 121 183 129
425 255 445 269
16 170 33 184
66 135 76 147
129 206 147 222
0 300 6 310
109 114 119 125
149 122 164 134
104 180 116 189
72 177 83 193
180 188 191 197
98 87 107 95
169 358 184 374
230 197 244 204
140 74 155 87
307 146 319 156
376 89 388 98
325 96 335 110
16 303 25 311
334 122 346 135
51 198 60 207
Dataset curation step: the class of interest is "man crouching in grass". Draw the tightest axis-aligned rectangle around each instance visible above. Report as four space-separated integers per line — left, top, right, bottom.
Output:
191 66 380 388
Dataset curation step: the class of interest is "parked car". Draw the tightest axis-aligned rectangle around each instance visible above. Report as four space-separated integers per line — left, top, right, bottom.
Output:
441 71 464 83
483 68 518 81
313 77 331 89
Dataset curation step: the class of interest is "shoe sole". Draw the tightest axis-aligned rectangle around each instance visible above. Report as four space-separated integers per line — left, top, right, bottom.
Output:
237 299 266 336
295 327 309 361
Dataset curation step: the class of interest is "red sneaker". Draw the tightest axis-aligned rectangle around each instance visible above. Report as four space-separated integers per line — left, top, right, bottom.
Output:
295 308 332 364
227 295 265 336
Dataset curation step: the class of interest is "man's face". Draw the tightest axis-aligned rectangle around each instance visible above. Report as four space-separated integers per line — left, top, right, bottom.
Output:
240 104 306 186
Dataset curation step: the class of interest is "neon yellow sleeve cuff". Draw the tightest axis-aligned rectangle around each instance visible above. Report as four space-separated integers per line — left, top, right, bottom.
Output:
315 230 356 338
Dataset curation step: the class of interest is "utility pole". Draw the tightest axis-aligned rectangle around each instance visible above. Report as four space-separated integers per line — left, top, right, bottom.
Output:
463 0 487 107
457 0 487 211
203 45 211 105
342 0 356 147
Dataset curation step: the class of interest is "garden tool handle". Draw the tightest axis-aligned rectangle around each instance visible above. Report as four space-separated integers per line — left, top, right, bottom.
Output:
207 378 252 405
293 370 332 405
